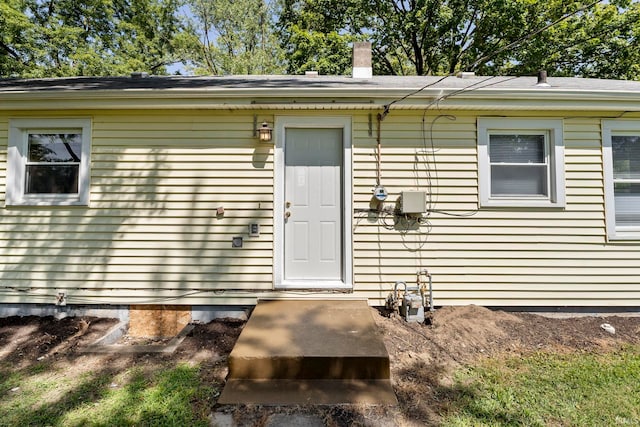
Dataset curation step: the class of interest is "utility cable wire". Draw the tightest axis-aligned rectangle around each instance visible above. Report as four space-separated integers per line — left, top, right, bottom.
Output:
379 74 451 119
432 75 520 107
377 0 605 113
365 76 511 242
363 0 607 287
416 76 520 219
468 0 605 71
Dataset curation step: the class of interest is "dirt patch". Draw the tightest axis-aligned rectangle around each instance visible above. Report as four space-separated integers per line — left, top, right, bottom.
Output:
376 305 640 367
0 316 118 367
374 305 640 425
2 307 640 426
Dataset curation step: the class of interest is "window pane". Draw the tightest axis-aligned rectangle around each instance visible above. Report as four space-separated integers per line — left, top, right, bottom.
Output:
612 135 640 179
489 134 545 164
614 183 640 227
26 165 79 194
28 133 82 163
491 164 548 196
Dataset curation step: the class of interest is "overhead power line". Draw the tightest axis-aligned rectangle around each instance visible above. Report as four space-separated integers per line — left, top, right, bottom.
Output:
379 1 605 115
468 0 605 71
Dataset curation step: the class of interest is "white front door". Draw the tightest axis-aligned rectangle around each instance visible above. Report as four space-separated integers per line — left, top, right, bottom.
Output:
274 116 352 290
284 128 343 281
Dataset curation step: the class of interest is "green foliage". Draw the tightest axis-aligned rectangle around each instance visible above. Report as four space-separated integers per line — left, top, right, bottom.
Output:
277 0 363 75
0 0 192 78
187 0 285 75
493 0 638 79
285 25 356 75
441 347 640 426
0 0 37 77
278 0 640 79
2 0 639 78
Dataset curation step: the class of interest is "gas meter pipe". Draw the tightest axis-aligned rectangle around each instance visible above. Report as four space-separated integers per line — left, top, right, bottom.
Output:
376 112 382 185
417 269 434 312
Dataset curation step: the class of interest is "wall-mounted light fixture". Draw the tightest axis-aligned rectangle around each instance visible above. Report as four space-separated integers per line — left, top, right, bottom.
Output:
258 121 273 142
254 115 273 142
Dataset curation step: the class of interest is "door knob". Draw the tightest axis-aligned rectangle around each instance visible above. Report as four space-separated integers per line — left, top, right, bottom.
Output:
286 201 291 208
285 211 291 219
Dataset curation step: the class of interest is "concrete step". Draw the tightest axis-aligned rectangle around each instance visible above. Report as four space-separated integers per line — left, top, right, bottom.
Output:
220 379 396 405
218 299 396 405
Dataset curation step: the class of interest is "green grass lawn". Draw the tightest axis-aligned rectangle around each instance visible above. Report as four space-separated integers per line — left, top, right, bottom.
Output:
0 361 214 427
441 346 640 426
2 347 639 426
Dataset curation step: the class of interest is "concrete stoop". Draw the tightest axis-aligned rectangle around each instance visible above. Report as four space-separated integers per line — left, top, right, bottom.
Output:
218 299 397 405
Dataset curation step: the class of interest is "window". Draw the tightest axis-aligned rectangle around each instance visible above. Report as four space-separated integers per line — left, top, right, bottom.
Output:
478 118 565 208
7 118 91 206
603 120 640 240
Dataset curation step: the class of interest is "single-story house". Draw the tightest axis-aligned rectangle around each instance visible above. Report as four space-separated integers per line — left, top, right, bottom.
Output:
2 53 640 315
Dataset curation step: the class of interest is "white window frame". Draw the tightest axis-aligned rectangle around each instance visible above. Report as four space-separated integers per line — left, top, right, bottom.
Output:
603 120 640 240
7 118 91 206
478 118 565 208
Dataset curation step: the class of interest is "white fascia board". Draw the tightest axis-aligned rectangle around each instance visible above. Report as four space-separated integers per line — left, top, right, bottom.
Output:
3 85 640 100
1 87 640 111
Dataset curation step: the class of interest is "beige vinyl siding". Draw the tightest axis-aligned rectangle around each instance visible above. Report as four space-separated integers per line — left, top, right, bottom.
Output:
352 111 640 306
0 110 274 305
2 107 640 307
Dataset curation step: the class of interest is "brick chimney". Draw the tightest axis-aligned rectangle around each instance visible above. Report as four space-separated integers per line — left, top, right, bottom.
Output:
352 42 372 79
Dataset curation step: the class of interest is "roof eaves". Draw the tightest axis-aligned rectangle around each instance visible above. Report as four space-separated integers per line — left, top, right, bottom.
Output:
2 83 640 111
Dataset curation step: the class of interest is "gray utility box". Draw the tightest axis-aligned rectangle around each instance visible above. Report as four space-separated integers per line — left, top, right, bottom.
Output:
400 191 427 214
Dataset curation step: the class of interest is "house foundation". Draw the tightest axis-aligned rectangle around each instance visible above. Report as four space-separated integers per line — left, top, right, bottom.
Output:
0 303 250 323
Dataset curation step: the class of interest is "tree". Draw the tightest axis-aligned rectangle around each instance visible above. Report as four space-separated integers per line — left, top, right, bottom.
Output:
3 0 638 79
277 0 362 75
502 1 640 79
0 0 38 77
187 0 285 75
278 0 640 79
0 0 192 78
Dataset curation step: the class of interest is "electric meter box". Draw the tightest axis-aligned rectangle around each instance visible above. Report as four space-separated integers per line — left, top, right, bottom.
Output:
401 191 427 214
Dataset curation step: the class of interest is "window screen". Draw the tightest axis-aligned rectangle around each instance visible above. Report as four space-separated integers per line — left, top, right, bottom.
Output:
612 135 640 228
489 134 548 197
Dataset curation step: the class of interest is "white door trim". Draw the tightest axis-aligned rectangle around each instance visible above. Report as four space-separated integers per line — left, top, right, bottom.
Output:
274 116 353 290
